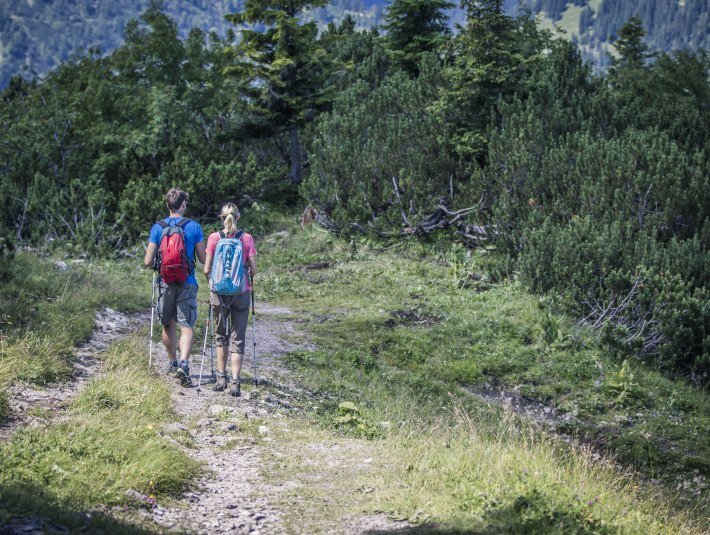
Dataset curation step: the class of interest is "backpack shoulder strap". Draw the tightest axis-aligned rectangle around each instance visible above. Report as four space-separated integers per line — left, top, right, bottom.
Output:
157 220 168 229
177 218 190 229
219 231 226 240
236 231 247 266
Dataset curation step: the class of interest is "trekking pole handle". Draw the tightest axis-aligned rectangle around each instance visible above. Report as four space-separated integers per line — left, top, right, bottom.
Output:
250 274 255 312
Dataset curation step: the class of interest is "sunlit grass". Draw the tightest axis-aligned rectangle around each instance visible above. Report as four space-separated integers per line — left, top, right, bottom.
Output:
0 335 200 530
256 223 709 531
0 252 150 420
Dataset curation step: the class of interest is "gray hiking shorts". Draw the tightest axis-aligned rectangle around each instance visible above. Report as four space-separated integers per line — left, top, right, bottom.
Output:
157 282 198 329
210 291 251 354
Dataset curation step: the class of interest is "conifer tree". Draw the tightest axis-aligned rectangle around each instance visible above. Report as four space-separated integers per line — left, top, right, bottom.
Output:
608 16 654 110
611 15 652 72
383 0 454 76
439 0 546 163
225 0 330 184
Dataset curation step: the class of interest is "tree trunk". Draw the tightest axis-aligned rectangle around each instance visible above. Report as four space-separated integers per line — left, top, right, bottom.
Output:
289 122 302 185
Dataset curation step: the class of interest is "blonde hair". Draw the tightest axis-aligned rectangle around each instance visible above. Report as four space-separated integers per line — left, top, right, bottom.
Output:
220 203 240 235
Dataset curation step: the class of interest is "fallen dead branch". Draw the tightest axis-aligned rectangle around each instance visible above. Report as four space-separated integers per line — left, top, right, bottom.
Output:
580 275 666 358
300 197 498 249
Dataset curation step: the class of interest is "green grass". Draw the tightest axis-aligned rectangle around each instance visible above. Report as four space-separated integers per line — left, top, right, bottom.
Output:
1 219 706 532
0 252 150 420
255 222 709 531
376 418 692 533
0 252 198 530
0 335 200 531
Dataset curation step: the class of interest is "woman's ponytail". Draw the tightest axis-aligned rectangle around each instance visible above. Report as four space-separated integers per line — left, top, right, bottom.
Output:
220 203 240 235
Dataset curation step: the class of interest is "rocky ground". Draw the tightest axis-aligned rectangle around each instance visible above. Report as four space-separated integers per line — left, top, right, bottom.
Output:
144 302 304 534
141 302 409 534
1 302 410 534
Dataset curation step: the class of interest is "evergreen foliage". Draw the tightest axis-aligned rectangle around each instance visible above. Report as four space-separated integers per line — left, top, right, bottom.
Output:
439 2 549 163
524 0 709 70
382 0 454 76
0 5 287 251
2 0 707 87
303 57 457 231
224 0 332 184
610 16 653 71
319 17 390 91
0 5 707 380
474 37 709 381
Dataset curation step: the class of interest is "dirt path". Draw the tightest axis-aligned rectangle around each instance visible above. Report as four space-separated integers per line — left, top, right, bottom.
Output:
2 302 408 534
145 302 304 534
145 302 408 534
0 307 147 442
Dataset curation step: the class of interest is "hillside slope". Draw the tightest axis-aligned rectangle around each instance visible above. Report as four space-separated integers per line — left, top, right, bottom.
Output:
527 0 709 68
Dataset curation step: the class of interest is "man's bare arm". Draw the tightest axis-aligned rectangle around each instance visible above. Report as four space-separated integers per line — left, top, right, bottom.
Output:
204 253 213 281
144 242 158 269
195 241 206 265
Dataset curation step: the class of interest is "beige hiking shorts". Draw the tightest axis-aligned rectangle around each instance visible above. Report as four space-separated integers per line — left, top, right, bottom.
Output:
157 282 198 328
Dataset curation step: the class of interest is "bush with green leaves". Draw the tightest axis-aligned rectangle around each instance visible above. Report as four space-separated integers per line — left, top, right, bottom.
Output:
474 40 709 381
0 6 290 254
303 58 458 232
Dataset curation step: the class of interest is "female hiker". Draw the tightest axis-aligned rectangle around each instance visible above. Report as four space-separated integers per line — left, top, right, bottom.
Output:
203 203 257 397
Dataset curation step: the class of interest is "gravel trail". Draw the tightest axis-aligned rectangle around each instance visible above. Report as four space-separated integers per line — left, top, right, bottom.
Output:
146 302 408 535
146 302 306 534
2 302 408 534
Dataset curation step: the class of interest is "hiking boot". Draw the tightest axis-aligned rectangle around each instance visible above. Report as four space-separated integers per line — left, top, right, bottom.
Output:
213 372 227 392
167 360 179 375
229 377 241 397
177 361 192 387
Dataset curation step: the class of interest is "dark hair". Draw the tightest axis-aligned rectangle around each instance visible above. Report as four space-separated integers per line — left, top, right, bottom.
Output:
166 188 189 211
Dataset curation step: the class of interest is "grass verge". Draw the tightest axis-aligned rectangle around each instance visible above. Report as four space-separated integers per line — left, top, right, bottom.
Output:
256 222 709 532
0 335 200 532
0 252 149 420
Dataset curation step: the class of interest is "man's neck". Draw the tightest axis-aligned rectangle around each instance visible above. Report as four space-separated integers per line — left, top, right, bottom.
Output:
168 211 184 218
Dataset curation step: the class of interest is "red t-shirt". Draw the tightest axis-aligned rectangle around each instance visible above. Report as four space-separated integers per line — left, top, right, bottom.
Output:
206 231 257 291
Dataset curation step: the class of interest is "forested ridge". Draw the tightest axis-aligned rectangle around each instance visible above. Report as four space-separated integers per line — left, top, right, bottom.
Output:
529 0 709 69
1 0 708 88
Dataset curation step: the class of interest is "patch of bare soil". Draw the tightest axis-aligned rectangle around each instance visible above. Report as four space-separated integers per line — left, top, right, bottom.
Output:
459 383 614 460
461 382 576 429
292 261 333 271
0 307 147 442
0 307 148 535
384 308 440 328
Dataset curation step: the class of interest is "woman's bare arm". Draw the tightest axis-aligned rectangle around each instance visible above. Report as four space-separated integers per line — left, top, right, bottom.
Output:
204 253 213 281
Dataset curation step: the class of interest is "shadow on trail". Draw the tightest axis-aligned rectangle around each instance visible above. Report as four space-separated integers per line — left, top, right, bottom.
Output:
365 523 589 535
365 501 604 535
364 527 479 535
0 481 153 535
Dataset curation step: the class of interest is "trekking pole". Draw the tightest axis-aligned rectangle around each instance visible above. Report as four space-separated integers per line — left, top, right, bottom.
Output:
251 274 258 386
148 272 156 369
210 302 215 381
209 305 215 381
197 313 209 393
